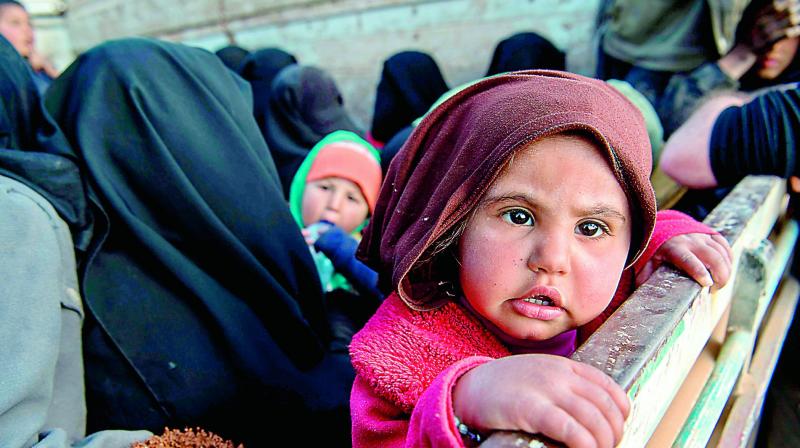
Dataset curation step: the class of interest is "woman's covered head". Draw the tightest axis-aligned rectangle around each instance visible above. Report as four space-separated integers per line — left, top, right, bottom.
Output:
358 70 656 314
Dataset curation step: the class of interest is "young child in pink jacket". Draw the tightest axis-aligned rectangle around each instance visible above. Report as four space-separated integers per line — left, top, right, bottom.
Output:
349 70 732 448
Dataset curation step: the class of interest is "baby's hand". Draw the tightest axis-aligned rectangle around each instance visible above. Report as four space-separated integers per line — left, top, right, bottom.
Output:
636 233 733 290
452 354 629 448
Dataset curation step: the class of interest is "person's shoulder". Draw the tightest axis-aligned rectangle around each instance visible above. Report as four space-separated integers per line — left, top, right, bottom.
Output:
349 293 506 411
0 175 62 230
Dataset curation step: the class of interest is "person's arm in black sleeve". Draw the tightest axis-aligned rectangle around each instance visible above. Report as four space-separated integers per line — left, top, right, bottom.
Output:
660 92 750 188
710 88 800 186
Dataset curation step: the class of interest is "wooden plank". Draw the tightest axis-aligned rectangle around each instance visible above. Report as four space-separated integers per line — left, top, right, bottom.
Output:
672 219 798 447
645 339 718 447
716 277 800 448
483 176 787 447
672 330 750 447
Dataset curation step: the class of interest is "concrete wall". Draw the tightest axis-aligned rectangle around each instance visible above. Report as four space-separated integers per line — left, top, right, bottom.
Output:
61 0 601 127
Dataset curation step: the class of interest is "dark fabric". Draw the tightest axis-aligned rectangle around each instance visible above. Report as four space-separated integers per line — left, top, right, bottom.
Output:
45 38 353 446
315 225 382 301
658 62 737 137
237 48 297 142
358 70 657 308
486 32 566 76
370 51 449 143
379 124 413 176
709 88 800 186
0 35 92 252
596 48 675 109
214 45 249 72
264 64 361 196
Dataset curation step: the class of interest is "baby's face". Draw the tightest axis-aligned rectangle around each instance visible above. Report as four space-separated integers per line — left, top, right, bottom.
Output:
458 134 632 344
302 176 369 234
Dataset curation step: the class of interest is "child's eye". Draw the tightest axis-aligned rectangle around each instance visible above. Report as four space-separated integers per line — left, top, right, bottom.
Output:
501 209 534 226
576 221 608 237
317 184 331 191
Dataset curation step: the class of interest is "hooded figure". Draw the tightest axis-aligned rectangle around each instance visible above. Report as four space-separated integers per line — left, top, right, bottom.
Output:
237 47 297 137
0 35 150 447
214 45 250 72
264 64 362 196
45 38 354 446
370 51 449 145
485 32 566 76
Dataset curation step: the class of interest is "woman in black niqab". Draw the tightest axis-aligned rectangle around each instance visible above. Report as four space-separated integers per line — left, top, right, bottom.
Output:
264 64 361 195
237 47 297 134
214 45 250 72
369 50 449 144
45 38 354 445
485 31 566 76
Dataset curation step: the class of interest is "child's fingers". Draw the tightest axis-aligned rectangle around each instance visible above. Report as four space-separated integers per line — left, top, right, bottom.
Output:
556 395 618 448
572 362 631 418
664 244 713 287
705 236 733 288
570 378 627 445
530 406 598 448
711 234 733 264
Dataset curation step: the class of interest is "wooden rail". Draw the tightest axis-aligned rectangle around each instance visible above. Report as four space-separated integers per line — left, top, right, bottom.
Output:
483 175 799 447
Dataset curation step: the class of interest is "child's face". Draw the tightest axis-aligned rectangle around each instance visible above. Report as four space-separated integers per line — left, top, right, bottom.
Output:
457 134 632 344
0 4 33 58
302 176 369 233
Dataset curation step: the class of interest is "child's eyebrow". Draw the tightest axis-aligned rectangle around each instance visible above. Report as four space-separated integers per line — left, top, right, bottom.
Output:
481 194 627 222
577 205 628 223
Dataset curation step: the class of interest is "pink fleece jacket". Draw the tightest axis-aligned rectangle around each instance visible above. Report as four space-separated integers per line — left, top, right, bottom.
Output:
349 210 716 447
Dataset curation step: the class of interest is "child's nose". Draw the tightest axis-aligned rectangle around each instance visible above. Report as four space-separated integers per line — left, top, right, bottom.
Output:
527 231 570 275
326 191 344 211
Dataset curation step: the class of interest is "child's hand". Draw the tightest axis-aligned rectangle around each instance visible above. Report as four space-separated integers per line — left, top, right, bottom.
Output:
452 354 629 448
302 221 334 245
635 233 733 290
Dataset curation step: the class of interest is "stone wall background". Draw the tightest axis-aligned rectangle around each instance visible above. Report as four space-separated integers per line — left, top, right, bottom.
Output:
29 0 600 127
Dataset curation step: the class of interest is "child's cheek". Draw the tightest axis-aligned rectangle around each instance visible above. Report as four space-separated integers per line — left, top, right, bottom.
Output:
574 257 626 324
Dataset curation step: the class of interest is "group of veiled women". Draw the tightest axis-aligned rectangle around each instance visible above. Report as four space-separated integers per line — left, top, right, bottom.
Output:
0 29 568 447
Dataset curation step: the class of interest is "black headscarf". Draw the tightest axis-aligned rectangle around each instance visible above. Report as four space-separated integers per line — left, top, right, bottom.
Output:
485 32 566 76
45 38 353 444
264 64 361 195
370 50 449 143
237 47 297 137
214 45 250 72
0 35 92 251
